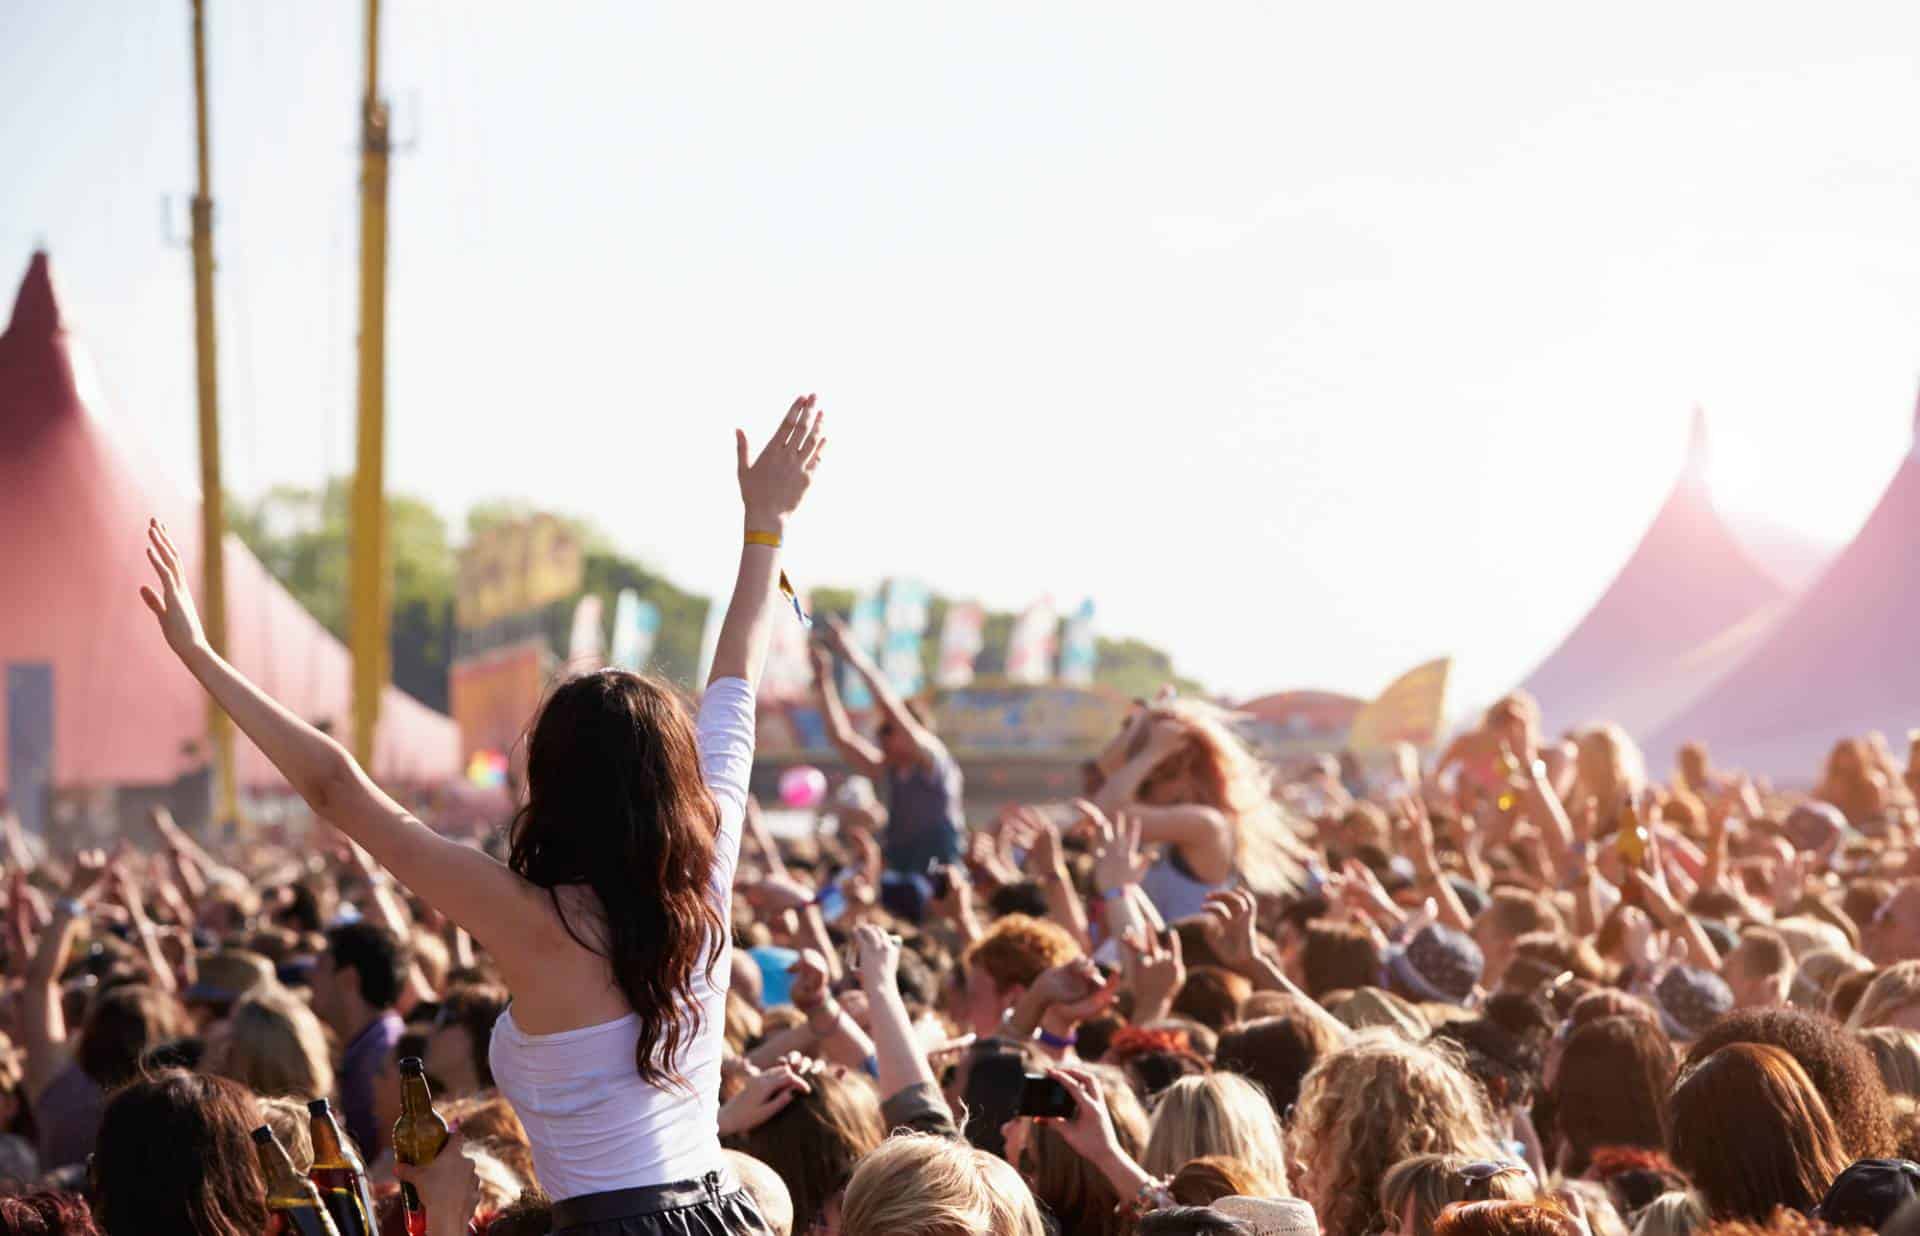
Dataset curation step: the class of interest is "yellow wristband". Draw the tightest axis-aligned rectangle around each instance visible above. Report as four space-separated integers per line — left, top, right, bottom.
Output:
745 530 782 548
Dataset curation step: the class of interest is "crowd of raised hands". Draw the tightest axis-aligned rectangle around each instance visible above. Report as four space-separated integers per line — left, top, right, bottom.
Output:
9 643 1920 1236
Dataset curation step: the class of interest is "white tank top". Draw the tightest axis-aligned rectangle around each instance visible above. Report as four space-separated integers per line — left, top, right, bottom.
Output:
489 676 755 1200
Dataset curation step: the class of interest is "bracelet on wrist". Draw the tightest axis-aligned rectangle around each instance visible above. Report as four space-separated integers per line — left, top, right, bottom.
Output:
1037 1027 1078 1050
1097 885 1130 903
55 897 87 919
745 530 783 548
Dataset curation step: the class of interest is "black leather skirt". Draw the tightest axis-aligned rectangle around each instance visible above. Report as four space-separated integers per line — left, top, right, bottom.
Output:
550 1171 772 1236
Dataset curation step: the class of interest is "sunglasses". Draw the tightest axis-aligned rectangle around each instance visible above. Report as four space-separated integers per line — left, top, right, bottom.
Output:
1458 1160 1527 1202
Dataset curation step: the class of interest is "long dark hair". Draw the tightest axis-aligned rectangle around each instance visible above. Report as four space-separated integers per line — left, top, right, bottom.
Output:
1548 1015 1674 1175
508 669 725 1090
89 1070 266 1236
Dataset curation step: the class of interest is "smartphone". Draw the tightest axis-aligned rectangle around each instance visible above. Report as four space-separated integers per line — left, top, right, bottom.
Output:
1016 1073 1078 1119
930 867 954 900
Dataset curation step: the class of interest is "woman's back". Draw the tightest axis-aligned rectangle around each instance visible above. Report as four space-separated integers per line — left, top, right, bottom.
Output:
490 676 754 1199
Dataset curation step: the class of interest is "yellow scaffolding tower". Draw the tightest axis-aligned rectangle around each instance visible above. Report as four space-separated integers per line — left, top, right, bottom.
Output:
189 0 238 829
349 0 391 769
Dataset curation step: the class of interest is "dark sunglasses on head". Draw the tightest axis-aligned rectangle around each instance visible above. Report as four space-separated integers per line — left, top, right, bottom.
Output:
1459 1160 1527 1202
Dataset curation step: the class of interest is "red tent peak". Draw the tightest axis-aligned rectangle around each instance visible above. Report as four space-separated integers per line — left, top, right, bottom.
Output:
1682 404 1711 489
7 251 64 340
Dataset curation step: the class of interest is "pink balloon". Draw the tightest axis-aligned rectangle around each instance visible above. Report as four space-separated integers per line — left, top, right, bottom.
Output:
779 765 828 810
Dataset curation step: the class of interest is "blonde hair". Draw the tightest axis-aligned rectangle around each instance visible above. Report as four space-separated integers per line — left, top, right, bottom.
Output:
1144 1072 1291 1195
1288 1032 1504 1236
1857 1026 1920 1097
1573 725 1646 812
1632 1191 1704 1236
841 1133 1046 1236
1850 963 1920 1031
1772 917 1852 960
208 984 334 1101
1137 700 1310 897
255 1096 314 1173
1379 1153 1536 1236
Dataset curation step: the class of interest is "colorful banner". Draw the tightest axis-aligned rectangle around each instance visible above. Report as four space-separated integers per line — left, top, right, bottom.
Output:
881 579 932 697
840 591 886 709
931 684 1131 755
609 590 662 673
936 602 987 688
567 595 606 667
1058 598 1097 686
1345 656 1453 752
449 641 552 763
455 514 583 633
1006 596 1059 685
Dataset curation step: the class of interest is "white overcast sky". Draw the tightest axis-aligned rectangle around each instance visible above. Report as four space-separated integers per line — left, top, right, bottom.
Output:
6 2 1920 711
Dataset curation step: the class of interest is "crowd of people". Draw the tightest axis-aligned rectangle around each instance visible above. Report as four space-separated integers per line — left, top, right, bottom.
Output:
5 399 1920 1236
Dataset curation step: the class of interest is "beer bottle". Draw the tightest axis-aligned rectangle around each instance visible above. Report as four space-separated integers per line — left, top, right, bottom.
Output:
393 1056 451 1236
308 1097 378 1236
253 1125 343 1236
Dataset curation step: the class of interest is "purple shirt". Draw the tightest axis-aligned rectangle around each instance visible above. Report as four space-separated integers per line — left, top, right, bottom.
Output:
338 1010 404 1157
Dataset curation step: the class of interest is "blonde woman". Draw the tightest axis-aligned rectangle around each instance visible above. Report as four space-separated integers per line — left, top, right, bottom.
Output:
1572 724 1647 830
1085 700 1308 916
205 984 335 1101
1142 1072 1290 1196
1380 1153 1536 1236
1857 1026 1920 1097
1288 1031 1507 1236
839 1133 1046 1236
1847 962 1920 1032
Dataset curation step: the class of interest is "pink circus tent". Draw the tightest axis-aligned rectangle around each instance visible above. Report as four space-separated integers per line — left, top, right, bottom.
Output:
1518 409 1793 741
0 251 458 799
1649 394 1920 778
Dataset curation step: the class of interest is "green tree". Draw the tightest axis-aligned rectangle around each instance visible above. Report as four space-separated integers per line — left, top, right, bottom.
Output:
227 479 456 711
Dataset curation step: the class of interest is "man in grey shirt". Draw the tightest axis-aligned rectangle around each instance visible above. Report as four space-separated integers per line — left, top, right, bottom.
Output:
811 620 964 877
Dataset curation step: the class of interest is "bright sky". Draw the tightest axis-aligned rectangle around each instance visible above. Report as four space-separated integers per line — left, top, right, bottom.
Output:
7 2 1920 712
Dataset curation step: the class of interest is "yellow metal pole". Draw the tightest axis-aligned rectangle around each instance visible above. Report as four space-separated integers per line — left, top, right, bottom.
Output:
189 0 239 830
349 0 391 769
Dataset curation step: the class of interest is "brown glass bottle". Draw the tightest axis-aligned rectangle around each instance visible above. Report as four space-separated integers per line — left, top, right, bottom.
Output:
308 1097 378 1236
392 1056 450 1236
253 1124 343 1236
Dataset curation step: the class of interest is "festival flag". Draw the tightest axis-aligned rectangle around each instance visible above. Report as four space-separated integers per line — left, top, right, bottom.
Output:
935 601 987 688
762 589 816 703
567 595 606 667
840 591 886 709
1345 656 1453 751
881 579 932 697
609 590 662 672
1006 596 1059 685
1058 598 1097 686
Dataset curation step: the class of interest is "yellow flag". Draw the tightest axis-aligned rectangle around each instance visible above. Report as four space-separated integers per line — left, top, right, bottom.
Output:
1347 657 1452 752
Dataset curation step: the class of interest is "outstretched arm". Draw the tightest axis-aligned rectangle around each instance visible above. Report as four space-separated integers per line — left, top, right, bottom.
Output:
708 395 826 687
810 643 885 779
824 618 941 766
137 520 555 985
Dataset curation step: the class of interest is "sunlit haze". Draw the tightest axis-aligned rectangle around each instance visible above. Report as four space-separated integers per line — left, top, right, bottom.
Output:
7 2 1920 713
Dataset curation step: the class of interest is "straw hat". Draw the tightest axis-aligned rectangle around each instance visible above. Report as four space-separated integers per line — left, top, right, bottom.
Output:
1213 1196 1319 1236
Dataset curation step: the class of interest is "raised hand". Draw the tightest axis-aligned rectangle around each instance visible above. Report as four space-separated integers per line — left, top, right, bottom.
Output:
138 520 206 656
1202 888 1262 970
63 849 112 905
788 949 832 1013
852 923 900 994
737 395 825 532
1081 800 1151 895
1120 925 1184 1023
1039 1067 1121 1161
717 1061 814 1137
